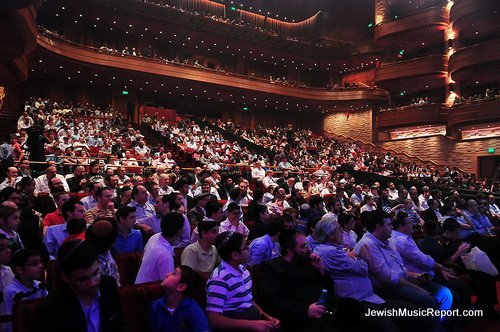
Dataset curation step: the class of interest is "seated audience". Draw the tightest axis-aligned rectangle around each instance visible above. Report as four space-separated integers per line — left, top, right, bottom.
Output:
247 220 283 266
149 265 209 332
113 206 143 255
206 231 280 331
37 239 124 331
181 219 220 279
136 212 184 284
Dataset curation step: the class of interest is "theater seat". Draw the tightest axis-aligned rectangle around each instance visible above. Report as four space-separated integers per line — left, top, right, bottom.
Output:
45 260 64 291
12 298 43 332
119 281 163 332
116 252 144 286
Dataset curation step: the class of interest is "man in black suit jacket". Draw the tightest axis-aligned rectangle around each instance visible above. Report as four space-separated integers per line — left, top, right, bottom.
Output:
37 240 125 332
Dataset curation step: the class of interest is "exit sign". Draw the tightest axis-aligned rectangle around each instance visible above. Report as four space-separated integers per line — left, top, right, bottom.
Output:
487 148 496 154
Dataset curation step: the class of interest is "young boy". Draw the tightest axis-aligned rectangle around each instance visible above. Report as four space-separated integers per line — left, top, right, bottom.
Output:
149 265 209 332
113 206 143 255
2 248 47 331
181 220 220 279
0 206 23 252
205 231 280 331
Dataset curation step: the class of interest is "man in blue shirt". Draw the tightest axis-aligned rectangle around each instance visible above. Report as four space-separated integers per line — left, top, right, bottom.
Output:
113 206 143 255
354 210 450 331
464 199 495 236
391 212 469 311
149 265 209 332
247 220 283 266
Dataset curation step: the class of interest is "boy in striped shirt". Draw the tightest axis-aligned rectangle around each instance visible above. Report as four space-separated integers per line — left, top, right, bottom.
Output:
206 231 280 331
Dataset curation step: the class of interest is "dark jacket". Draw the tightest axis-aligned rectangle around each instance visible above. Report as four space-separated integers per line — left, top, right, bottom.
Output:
255 257 333 330
37 276 125 332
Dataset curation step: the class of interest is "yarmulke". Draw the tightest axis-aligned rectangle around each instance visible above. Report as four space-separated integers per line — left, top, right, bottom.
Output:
91 220 113 237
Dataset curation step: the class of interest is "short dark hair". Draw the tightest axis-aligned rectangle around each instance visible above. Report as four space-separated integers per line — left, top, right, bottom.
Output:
0 206 17 222
166 192 181 210
228 187 241 201
118 186 132 197
178 265 200 297
11 248 40 277
392 211 409 229
95 187 111 199
116 206 136 223
226 202 240 213
160 212 184 237
364 210 390 233
205 200 222 218
215 231 244 261
266 220 284 236
66 218 87 235
279 229 298 256
309 195 324 208
198 220 218 239
442 218 460 232
306 216 321 234
62 199 83 220
57 240 98 277
337 213 354 228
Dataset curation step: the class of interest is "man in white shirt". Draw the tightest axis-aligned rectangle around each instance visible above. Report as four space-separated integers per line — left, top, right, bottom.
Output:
251 162 266 182
34 165 70 196
135 212 184 284
262 170 277 189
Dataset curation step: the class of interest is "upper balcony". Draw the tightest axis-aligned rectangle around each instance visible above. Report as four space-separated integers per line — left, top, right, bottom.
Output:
374 7 448 50
448 98 500 129
377 103 447 129
449 40 500 84
374 55 447 93
35 32 388 107
450 0 500 41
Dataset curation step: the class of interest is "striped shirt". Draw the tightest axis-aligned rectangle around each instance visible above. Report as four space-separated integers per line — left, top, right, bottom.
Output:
206 261 253 313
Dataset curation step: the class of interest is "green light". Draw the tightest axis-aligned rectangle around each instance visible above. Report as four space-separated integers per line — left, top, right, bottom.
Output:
394 15 398 19
122 90 129 95
231 6 236 11
400 91 405 96
399 50 405 55
243 107 249 111
368 23 373 28
487 148 496 154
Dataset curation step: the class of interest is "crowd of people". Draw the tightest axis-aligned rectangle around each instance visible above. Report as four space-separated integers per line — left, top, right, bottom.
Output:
453 87 499 105
0 97 498 331
214 120 491 191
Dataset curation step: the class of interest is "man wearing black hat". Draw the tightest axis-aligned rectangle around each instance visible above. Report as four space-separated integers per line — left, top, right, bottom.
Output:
187 192 211 226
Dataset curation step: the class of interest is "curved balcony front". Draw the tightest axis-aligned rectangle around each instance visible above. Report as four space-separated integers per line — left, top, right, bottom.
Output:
450 0 500 40
449 40 500 84
377 104 447 129
374 7 448 50
36 33 388 103
374 55 447 93
448 99 500 129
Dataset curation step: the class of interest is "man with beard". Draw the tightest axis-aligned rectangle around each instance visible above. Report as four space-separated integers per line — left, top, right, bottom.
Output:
255 229 364 331
217 175 234 201
37 240 124 331
66 165 86 193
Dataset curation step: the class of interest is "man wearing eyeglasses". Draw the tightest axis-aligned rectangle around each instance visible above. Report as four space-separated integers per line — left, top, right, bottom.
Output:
37 239 124 332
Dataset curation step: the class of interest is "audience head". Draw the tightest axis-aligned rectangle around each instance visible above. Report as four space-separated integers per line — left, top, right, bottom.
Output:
0 206 20 233
205 200 224 222
116 206 136 228
161 265 199 298
215 231 247 264
365 210 392 240
160 212 184 239
10 248 43 280
57 240 100 297
85 217 118 254
198 220 218 243
62 199 85 221
279 229 311 263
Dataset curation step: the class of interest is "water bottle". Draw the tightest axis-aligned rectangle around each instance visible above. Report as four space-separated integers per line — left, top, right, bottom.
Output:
317 289 328 306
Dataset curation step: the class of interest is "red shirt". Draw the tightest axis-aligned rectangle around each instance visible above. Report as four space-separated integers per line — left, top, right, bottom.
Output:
42 210 65 228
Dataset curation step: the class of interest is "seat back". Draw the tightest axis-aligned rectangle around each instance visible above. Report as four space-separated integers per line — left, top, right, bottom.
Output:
116 252 144 286
174 247 184 268
119 282 163 332
12 298 44 332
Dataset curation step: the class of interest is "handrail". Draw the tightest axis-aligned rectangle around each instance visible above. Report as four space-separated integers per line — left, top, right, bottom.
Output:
324 130 445 167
